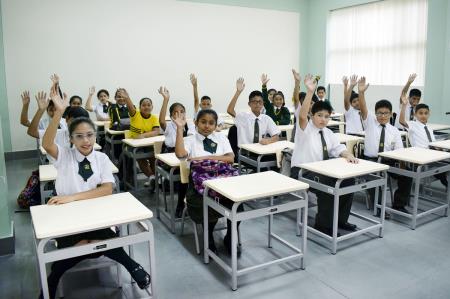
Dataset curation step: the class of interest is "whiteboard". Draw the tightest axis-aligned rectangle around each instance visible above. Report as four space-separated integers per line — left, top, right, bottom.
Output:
1 0 299 151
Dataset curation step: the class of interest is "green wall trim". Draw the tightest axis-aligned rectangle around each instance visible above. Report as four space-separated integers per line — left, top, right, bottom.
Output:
0 1 11 152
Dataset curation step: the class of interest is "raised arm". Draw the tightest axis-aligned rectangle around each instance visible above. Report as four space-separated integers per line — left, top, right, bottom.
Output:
399 92 409 128
27 91 49 139
227 77 245 117
190 74 200 114
400 73 417 103
298 74 317 130
119 88 136 117
158 86 170 131
43 80 68 159
174 112 188 158
85 86 96 112
344 75 357 111
292 69 301 109
358 76 370 120
261 73 274 117
20 91 31 127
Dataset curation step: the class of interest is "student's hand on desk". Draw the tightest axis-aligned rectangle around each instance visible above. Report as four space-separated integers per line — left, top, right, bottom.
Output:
35 91 48 111
21 91 30 105
346 155 359 164
158 86 170 100
48 195 75 205
259 138 271 145
261 73 270 86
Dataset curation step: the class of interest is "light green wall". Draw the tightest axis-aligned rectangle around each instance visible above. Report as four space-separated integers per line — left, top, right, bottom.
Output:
0 1 11 152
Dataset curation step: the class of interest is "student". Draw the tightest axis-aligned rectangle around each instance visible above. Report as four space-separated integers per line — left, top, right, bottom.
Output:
227 77 280 146
39 83 150 299
174 109 239 255
267 88 277 103
106 89 131 163
62 95 83 118
261 74 291 126
343 75 364 134
158 86 195 217
190 73 224 130
290 74 358 236
85 87 111 121
290 69 301 142
395 73 419 129
399 99 448 187
121 89 160 187
359 76 413 214
20 91 31 127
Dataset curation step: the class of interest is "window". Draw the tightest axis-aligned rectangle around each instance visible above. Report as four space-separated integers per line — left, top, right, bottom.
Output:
326 0 428 85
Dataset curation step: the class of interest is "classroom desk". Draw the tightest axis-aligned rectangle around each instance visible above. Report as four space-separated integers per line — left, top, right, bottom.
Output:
94 121 110 142
202 171 309 290
327 120 345 133
155 153 181 234
377 147 450 229
335 133 364 155
105 128 126 159
31 192 157 299
331 112 344 122
122 135 166 191
238 141 294 173
298 158 389 254
429 140 450 151
428 123 450 140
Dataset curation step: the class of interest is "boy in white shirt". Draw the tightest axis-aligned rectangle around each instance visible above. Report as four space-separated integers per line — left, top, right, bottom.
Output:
343 75 365 134
291 74 358 236
395 74 421 129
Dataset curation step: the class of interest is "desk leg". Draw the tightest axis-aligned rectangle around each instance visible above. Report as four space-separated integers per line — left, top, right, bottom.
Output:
411 166 422 230
155 167 161 220
332 180 342 255
238 149 242 174
301 190 308 269
446 171 450 217
203 188 210 264
379 171 387 237
169 168 176 234
40 182 46 205
122 145 127 190
37 239 50 299
110 135 115 160
145 220 157 298
268 196 273 248
132 148 138 190
231 203 239 291
256 155 262 173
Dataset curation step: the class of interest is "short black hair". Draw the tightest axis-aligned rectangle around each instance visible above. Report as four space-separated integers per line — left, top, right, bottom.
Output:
139 97 152 107
268 88 277 94
312 94 319 103
68 117 95 136
415 103 429 113
97 89 109 98
273 91 285 100
196 109 218 125
249 90 263 101
375 99 392 112
317 86 326 92
169 102 186 116
409 88 421 98
66 107 89 120
200 95 211 102
350 91 359 103
69 95 82 105
311 101 332 115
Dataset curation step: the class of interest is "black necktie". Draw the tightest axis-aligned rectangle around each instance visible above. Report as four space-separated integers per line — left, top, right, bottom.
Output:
253 119 260 143
78 158 93 182
359 111 365 130
183 124 188 137
409 107 414 121
103 104 108 113
378 124 386 153
424 125 432 142
275 108 280 114
203 137 217 154
319 130 329 160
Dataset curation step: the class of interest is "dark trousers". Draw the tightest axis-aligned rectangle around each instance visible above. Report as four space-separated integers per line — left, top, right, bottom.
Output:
364 156 413 208
291 167 354 229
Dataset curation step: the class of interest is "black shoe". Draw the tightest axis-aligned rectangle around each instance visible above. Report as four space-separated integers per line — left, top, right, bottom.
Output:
175 203 184 219
439 176 448 187
338 222 357 231
223 234 241 257
149 178 156 192
208 239 218 254
376 210 391 219
393 206 410 214
314 225 341 237
130 265 151 289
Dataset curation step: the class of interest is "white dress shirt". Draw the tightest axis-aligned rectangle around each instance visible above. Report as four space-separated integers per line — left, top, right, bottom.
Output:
234 112 280 146
407 120 436 148
345 106 364 134
183 131 233 160
363 113 403 158
164 120 196 148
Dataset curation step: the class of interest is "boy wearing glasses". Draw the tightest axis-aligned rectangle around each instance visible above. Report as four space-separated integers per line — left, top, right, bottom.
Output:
359 77 412 214
227 77 280 146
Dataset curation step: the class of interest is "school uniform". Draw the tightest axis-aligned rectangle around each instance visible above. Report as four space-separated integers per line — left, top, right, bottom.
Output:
44 146 146 299
290 120 354 230
129 111 160 139
38 128 70 163
92 102 111 120
107 104 129 161
234 111 280 146
193 111 224 126
344 106 365 134
395 102 414 129
363 113 413 209
163 120 196 151
38 117 67 131
262 85 291 127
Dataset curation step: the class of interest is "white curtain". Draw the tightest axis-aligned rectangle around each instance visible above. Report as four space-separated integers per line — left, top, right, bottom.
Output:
326 0 428 85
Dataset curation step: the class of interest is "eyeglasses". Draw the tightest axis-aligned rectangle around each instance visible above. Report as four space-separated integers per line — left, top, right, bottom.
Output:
250 100 263 105
72 132 96 141
375 112 391 117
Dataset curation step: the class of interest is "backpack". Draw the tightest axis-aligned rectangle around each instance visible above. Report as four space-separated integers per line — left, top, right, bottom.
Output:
17 170 41 209
190 160 239 199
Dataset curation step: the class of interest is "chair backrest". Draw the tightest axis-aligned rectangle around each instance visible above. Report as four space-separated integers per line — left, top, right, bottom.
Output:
180 159 190 184
154 141 163 155
227 125 239 163
390 112 397 126
124 130 131 139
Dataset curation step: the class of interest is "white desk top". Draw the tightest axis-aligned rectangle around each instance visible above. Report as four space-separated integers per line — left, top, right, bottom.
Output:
378 147 450 164
277 125 294 132
429 140 450 150
354 131 407 137
122 135 165 147
203 171 309 203
106 128 125 135
428 123 450 131
335 133 364 144
300 157 389 179
30 192 152 239
224 118 235 125
327 120 345 126
155 153 180 167
40 143 101 155
39 160 119 182
239 141 294 155
331 112 343 118
94 121 110 127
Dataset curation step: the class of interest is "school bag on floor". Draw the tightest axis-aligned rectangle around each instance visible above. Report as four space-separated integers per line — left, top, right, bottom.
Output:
17 170 41 208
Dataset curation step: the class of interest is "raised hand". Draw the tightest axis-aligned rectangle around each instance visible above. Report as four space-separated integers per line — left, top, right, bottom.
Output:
21 91 30 105
50 74 60 85
292 69 301 84
35 91 48 110
190 73 197 87
173 110 186 128
236 77 245 92
349 74 358 87
88 86 95 96
304 74 317 93
50 82 68 112
400 92 408 106
407 73 417 84
158 86 170 99
117 88 130 100
342 76 349 86
358 76 369 93
261 73 270 86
